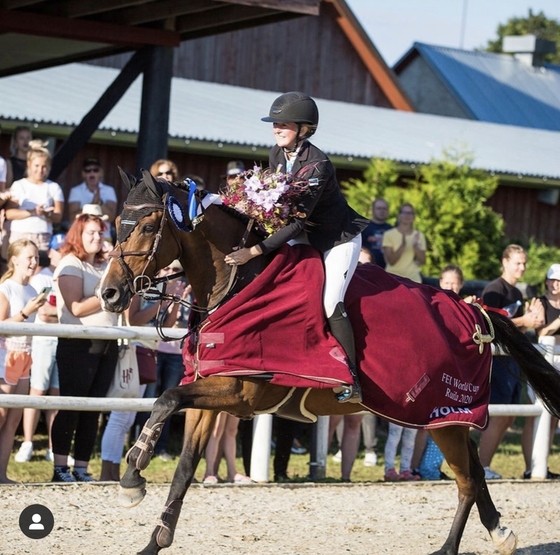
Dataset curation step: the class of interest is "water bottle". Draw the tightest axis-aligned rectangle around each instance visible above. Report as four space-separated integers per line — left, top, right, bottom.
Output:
502 300 522 318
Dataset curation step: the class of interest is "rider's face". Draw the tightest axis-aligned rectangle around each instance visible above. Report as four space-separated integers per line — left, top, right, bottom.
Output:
272 122 299 150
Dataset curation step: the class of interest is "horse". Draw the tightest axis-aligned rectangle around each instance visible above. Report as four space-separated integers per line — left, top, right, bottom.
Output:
99 169 560 555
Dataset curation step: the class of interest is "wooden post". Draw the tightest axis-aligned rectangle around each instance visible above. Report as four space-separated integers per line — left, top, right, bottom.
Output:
136 45 174 173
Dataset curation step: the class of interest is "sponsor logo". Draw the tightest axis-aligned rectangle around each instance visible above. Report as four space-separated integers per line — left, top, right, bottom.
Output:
430 406 473 419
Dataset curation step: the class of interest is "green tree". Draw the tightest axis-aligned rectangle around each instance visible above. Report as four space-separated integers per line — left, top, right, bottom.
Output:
485 10 560 64
343 151 504 280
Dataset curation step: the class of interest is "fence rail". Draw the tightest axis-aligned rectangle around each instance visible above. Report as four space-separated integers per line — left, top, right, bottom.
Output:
0 322 557 481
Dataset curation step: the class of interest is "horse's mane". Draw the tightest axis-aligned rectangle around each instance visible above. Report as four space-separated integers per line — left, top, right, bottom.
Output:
213 202 268 238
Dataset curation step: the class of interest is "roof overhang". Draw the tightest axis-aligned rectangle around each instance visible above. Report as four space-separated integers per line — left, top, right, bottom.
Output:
0 0 319 77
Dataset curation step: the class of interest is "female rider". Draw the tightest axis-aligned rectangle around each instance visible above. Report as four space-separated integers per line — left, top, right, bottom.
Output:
224 92 368 403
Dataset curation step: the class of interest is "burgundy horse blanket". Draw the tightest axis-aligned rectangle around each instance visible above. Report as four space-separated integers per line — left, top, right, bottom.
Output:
181 244 492 429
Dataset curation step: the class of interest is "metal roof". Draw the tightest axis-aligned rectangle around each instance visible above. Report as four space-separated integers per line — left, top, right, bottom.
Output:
396 43 560 131
1 62 560 182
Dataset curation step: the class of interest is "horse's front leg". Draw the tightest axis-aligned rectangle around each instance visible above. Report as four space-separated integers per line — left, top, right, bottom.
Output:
117 387 182 507
136 408 217 555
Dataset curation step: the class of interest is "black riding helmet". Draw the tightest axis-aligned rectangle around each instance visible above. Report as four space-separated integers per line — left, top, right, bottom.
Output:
261 92 319 126
262 92 319 151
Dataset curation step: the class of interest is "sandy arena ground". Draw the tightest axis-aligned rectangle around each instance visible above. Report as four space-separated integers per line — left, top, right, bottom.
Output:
1 480 559 555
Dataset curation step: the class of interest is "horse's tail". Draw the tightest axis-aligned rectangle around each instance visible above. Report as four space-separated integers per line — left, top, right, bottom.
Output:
489 310 560 418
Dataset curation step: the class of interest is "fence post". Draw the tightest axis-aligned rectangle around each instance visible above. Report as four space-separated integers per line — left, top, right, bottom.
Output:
309 416 329 480
532 336 555 479
250 414 272 483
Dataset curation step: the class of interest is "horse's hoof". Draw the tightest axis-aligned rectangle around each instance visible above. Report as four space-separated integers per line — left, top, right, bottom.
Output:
118 485 146 509
491 526 517 555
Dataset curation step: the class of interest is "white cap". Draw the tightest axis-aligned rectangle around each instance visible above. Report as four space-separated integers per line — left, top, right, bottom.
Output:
546 264 560 280
78 204 109 221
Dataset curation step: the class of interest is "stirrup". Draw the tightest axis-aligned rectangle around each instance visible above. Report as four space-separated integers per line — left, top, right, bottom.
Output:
336 384 362 404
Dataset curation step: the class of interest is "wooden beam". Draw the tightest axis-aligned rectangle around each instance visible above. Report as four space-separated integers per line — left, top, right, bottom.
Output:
96 0 214 26
176 4 281 34
1 0 46 8
222 0 319 16
38 0 152 18
0 8 180 47
49 49 147 180
325 0 413 112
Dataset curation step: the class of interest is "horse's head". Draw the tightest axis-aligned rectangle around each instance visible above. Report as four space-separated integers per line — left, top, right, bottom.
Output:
99 168 191 312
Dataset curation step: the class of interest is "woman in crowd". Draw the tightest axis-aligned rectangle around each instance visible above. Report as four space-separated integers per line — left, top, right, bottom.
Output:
0 239 47 483
100 264 189 480
150 159 179 182
50 213 118 482
382 202 426 283
202 412 252 484
6 125 32 186
5 140 64 251
521 263 560 479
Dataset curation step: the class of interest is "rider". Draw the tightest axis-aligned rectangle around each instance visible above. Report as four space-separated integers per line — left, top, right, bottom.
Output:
224 91 368 403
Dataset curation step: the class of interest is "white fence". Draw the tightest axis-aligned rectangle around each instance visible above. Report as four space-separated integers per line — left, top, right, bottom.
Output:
0 322 557 481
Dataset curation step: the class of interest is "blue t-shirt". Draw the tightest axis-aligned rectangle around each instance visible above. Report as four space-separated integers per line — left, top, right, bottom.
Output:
361 221 393 268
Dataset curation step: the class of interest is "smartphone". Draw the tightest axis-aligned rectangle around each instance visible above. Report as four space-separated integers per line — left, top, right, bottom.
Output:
38 286 52 298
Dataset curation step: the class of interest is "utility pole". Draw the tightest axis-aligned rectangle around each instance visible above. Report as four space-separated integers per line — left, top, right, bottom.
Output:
460 0 469 49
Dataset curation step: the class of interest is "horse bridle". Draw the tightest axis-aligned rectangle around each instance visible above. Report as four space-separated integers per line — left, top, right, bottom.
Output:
108 195 186 298
108 189 257 342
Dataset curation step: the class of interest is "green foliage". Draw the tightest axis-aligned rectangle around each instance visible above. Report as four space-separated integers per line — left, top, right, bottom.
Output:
343 151 505 280
343 158 400 218
524 239 560 293
485 9 560 64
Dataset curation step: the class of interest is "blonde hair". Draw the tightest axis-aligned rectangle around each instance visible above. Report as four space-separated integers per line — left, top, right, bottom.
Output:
150 159 179 181
1 239 38 283
26 140 52 170
502 244 525 261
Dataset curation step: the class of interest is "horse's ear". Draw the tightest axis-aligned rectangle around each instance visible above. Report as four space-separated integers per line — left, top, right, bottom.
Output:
141 168 164 198
118 166 136 191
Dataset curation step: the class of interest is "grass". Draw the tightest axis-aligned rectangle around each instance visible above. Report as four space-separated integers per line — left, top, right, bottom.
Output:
6 416 560 484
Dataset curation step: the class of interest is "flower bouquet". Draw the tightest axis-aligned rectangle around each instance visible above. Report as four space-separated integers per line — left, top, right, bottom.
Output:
221 165 316 235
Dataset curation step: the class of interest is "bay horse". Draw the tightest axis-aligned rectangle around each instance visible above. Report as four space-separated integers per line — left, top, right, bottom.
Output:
99 170 560 555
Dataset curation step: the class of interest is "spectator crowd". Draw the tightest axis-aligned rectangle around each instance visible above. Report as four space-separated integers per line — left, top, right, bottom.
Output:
0 123 558 485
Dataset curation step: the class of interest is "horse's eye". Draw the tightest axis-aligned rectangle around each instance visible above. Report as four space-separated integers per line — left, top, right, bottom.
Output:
142 224 155 234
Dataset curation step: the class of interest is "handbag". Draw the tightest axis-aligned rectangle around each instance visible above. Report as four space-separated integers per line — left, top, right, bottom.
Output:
107 340 140 398
136 345 157 385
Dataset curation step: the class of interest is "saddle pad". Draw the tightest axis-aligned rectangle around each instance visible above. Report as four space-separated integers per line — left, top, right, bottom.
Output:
181 244 492 429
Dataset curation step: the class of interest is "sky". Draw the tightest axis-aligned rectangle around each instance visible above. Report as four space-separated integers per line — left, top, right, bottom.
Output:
345 0 560 66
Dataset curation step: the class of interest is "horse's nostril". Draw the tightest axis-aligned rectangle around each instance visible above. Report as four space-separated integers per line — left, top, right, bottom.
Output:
102 288 119 302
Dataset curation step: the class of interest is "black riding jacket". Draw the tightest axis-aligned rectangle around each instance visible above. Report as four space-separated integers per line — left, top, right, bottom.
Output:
258 140 368 255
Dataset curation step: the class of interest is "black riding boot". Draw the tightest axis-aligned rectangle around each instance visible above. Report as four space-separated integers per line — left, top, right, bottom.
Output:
327 302 362 404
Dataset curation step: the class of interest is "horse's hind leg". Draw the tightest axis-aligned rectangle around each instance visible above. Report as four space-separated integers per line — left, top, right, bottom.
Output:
430 427 517 555
136 408 217 555
469 438 517 555
429 426 478 555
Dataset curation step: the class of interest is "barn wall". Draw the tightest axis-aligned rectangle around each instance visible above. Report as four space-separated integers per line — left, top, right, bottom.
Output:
91 4 392 107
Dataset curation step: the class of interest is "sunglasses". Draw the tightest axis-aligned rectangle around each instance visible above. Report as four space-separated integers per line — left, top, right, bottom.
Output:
400 210 414 215
84 167 100 173
157 170 174 177
163 266 182 272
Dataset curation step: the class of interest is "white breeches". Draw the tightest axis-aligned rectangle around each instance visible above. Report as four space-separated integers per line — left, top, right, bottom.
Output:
322 235 361 318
